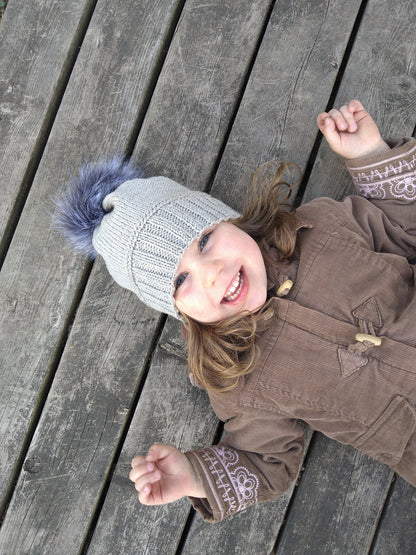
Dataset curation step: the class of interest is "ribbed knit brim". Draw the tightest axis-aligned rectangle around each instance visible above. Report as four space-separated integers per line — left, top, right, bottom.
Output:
92 177 239 318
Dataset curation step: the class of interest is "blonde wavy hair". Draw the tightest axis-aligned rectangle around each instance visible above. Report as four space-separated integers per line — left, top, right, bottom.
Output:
181 162 300 392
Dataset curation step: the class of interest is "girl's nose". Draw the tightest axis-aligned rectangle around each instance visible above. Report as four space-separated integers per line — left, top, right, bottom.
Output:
202 259 223 288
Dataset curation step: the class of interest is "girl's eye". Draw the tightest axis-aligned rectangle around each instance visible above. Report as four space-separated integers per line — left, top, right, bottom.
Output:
175 273 188 290
199 232 211 252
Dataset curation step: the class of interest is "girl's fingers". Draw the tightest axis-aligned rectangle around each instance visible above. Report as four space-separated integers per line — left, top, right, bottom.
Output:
317 114 338 143
131 455 146 468
318 101 366 131
317 112 336 134
138 484 153 503
348 99 364 113
339 105 357 132
133 468 161 493
145 443 175 462
138 481 162 505
319 102 362 134
317 111 329 127
129 460 156 482
328 105 358 132
129 456 162 495
326 108 347 130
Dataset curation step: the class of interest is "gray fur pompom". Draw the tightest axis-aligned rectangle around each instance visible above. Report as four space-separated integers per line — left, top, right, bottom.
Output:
54 157 144 258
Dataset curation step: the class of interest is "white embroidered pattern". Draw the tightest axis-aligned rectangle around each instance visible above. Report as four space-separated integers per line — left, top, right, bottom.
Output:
354 175 416 200
351 152 416 200
201 446 259 517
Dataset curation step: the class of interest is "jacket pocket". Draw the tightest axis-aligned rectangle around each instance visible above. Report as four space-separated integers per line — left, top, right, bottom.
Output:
354 395 416 466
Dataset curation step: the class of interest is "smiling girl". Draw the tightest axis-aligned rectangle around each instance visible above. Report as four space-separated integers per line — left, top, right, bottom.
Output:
174 221 268 322
55 100 416 522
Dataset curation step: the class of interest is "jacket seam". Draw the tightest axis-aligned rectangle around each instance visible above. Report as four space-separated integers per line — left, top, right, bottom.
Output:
253 384 367 426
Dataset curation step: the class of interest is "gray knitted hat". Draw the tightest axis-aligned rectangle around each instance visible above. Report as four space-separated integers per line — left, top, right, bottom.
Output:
92 176 239 318
54 159 239 318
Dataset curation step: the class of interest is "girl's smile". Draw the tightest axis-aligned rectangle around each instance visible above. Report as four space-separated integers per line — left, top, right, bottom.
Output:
174 222 267 323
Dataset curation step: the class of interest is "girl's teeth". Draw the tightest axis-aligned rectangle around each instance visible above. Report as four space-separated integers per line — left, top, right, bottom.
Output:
224 271 243 301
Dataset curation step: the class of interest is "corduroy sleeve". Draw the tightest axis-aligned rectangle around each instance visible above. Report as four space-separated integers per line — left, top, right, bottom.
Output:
315 137 416 261
184 406 305 522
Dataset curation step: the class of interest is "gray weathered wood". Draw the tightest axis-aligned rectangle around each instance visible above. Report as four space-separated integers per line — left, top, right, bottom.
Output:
0 260 162 553
1 0 276 552
370 476 416 555
0 0 92 251
275 434 392 554
0 0 183 521
88 318 219 555
1 0 416 552
131 0 273 186
210 0 362 211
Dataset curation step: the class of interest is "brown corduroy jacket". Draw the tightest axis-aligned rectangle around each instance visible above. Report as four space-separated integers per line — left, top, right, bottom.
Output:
185 137 416 522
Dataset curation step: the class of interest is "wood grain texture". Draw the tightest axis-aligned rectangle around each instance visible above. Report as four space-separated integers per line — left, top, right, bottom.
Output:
370 476 416 554
276 434 392 554
0 0 92 248
0 0 182 519
0 260 161 553
132 0 273 187
1 0 416 552
209 0 363 211
1 0 276 552
88 318 219 555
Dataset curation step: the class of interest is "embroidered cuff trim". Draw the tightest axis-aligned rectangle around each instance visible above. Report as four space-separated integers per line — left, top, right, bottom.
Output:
197 446 259 518
348 142 416 200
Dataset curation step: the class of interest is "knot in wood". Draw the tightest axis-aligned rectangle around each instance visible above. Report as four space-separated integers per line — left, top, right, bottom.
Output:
23 456 42 473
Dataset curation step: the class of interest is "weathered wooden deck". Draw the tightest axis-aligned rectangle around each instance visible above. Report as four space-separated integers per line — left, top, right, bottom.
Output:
1 0 416 553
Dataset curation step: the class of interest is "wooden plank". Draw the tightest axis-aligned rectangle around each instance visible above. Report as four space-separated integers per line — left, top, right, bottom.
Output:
276 0 416 551
0 261 162 553
0 0 183 523
370 477 416 554
210 0 362 211
276 434 392 554
130 0 273 185
89 319 220 555
1 0 413 553
0 0 93 253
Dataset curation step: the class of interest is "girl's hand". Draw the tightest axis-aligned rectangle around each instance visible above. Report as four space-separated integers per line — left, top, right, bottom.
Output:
129 444 206 505
317 99 390 159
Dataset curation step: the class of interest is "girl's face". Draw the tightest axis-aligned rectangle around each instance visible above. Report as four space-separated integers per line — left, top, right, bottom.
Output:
174 222 267 323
